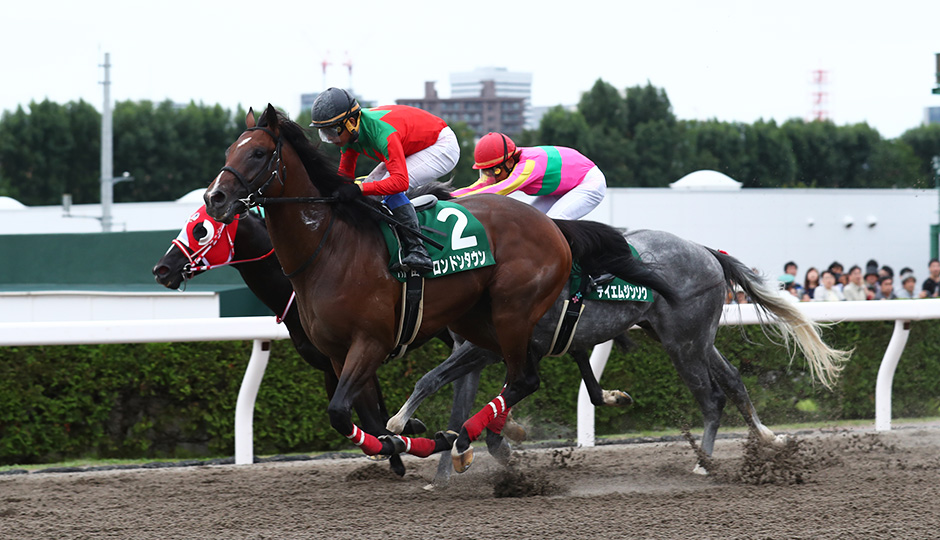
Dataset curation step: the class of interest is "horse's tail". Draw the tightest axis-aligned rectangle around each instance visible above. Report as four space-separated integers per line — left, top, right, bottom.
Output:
553 219 677 305
705 247 852 389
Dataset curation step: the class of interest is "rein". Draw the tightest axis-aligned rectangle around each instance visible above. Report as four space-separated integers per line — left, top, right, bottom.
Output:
283 213 336 279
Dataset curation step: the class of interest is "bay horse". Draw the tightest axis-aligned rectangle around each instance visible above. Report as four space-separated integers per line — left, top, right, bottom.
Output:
202 105 675 470
390 228 851 484
151 205 427 476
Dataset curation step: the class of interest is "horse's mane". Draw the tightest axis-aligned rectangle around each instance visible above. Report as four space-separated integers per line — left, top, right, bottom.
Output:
259 111 383 230
407 180 455 201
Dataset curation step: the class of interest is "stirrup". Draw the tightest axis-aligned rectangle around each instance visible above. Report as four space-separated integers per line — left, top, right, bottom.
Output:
402 253 433 274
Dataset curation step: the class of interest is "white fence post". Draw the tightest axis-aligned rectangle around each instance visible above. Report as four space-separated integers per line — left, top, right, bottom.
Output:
875 320 911 431
576 340 613 447
235 339 272 464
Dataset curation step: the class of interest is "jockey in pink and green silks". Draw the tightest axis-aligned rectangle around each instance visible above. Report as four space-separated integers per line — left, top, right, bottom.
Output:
454 132 607 220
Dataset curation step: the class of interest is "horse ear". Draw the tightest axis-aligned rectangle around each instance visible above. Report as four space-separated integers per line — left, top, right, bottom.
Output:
246 108 256 128
262 103 278 129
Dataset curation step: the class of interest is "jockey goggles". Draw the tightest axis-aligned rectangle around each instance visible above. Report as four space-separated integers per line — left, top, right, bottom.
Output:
318 124 344 144
479 164 506 179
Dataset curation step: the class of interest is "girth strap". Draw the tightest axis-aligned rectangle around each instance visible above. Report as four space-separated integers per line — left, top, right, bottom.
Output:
386 273 425 362
547 267 592 357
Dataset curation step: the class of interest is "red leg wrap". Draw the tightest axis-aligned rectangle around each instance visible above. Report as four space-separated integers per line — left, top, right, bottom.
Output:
486 406 511 434
400 436 436 458
463 396 507 442
346 424 383 456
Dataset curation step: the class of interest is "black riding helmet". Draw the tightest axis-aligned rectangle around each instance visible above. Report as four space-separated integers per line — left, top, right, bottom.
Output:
310 87 361 142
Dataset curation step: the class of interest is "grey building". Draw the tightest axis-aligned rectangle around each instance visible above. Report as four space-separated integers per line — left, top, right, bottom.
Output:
397 80 526 138
925 106 940 126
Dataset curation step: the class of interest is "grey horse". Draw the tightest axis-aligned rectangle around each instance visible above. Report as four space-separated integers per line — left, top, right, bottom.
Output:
387 228 850 485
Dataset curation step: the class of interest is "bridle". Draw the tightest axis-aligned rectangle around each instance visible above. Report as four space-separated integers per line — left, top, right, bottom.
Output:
220 125 337 208
218 126 287 209
171 214 275 281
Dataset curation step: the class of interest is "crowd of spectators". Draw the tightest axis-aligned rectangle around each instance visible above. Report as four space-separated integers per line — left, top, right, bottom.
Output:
729 258 940 303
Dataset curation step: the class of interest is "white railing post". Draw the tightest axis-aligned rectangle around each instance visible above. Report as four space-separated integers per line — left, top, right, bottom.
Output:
235 339 272 465
875 320 911 431
577 339 613 447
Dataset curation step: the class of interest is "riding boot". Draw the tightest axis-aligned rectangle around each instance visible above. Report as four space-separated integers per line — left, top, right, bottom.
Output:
391 203 433 275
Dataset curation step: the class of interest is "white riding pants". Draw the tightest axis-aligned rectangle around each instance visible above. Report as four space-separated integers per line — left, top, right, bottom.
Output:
364 126 460 188
532 166 607 220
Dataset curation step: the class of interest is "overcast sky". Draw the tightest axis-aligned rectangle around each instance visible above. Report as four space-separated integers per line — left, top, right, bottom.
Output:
4 0 939 139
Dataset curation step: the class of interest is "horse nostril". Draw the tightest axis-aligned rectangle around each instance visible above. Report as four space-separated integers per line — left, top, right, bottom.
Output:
209 191 226 206
153 265 168 278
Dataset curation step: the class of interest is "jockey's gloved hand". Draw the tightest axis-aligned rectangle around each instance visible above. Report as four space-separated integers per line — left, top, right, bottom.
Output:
334 182 362 202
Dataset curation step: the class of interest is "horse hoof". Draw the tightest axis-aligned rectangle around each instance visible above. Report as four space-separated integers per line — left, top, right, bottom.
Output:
604 389 634 407
404 418 427 435
389 455 406 477
378 434 406 456
366 454 390 462
692 463 709 475
435 430 459 450
385 416 405 434
501 420 527 443
451 445 474 473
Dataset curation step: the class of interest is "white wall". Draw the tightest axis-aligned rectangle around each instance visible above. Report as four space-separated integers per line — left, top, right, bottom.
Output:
5 186 940 285
0 191 203 234
580 187 939 282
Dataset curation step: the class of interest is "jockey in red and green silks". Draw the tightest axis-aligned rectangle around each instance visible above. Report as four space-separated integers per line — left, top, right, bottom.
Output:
310 88 460 275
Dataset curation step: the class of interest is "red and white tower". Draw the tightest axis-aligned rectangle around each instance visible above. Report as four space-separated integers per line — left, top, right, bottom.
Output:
810 69 830 122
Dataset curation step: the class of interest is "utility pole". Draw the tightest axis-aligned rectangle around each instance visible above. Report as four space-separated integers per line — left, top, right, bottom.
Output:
100 53 114 232
99 52 133 232
931 53 940 257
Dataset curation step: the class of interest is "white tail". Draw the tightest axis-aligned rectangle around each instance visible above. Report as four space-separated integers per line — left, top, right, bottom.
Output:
738 274 852 390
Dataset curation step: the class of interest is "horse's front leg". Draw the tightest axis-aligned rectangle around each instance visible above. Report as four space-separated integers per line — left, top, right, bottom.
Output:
327 341 456 459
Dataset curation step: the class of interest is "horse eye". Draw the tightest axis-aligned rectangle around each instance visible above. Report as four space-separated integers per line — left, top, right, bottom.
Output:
253 149 265 159
193 223 208 240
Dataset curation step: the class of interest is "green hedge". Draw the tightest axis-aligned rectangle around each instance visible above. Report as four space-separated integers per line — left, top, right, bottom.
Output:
1 320 939 465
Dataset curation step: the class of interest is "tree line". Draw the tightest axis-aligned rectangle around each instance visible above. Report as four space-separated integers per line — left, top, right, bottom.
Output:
520 79 940 189
2 79 940 206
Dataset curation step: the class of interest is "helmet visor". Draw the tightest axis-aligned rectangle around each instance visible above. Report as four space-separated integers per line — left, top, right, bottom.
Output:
318 125 343 144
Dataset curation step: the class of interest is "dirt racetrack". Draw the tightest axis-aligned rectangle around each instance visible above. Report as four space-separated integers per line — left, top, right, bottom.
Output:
2 424 939 540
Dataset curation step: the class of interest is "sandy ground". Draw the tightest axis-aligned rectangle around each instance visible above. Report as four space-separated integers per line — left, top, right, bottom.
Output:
2 424 939 540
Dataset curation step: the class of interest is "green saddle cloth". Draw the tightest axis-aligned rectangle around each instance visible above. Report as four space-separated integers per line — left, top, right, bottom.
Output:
569 244 654 303
379 200 496 282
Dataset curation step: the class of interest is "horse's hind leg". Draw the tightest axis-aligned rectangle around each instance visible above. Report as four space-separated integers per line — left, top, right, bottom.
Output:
661 343 728 474
710 349 780 445
432 369 483 487
452 343 541 473
571 346 632 407
387 340 498 434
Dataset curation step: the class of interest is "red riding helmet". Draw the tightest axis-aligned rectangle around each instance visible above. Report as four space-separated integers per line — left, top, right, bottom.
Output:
473 132 517 170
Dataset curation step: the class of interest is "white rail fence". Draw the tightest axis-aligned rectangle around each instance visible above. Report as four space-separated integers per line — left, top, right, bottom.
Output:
1 300 939 463
0 317 291 465
577 299 940 446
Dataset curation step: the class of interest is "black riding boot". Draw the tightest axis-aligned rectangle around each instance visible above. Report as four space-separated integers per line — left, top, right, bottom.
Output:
391 203 433 275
